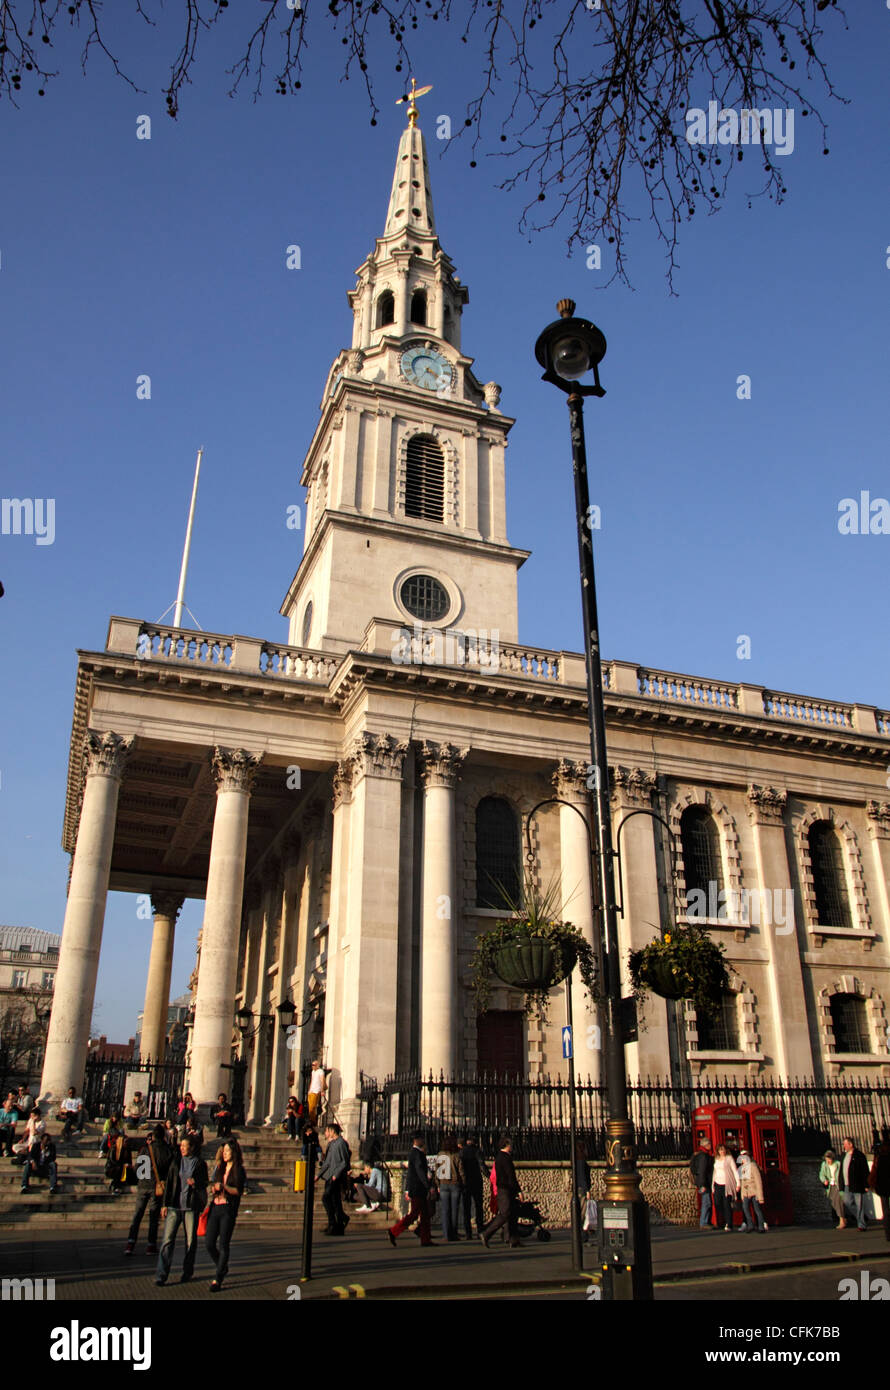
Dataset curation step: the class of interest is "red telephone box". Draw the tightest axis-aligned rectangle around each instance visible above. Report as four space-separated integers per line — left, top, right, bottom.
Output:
692 1104 750 1227
741 1103 793 1227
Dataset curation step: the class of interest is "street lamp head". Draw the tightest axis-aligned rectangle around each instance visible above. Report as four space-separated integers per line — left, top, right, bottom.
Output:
235 1005 253 1034
534 298 607 396
276 998 297 1030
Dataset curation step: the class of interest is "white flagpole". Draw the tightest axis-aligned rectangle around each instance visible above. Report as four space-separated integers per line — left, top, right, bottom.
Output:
173 448 203 629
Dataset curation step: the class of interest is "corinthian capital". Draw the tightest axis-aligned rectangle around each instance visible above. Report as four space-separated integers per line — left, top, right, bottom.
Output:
212 747 263 794
747 785 787 826
349 732 410 785
417 740 468 790
83 730 134 782
866 800 890 841
610 766 657 807
150 892 184 922
553 758 591 801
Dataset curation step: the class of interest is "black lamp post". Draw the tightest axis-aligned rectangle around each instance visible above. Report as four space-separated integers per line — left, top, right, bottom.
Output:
535 300 653 1301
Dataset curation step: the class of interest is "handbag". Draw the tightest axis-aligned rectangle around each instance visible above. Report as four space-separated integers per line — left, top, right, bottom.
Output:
583 1198 598 1232
148 1141 165 1198
197 1207 209 1237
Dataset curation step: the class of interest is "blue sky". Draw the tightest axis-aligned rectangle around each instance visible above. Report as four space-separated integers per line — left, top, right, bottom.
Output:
1 5 887 1041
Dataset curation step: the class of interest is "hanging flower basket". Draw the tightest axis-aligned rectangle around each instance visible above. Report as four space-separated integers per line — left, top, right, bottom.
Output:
493 934 577 992
628 925 729 1017
470 872 597 1020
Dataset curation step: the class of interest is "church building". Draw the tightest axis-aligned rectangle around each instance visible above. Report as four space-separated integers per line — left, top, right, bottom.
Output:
40 98 890 1136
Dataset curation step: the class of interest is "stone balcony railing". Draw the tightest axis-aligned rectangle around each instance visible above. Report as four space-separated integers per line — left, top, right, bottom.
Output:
104 616 890 738
106 618 341 683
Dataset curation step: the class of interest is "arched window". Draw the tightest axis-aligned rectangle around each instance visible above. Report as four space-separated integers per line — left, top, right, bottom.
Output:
405 434 445 522
696 992 740 1051
830 993 870 1053
301 601 313 648
410 288 427 324
808 822 852 929
476 796 520 908
376 290 395 328
680 806 724 908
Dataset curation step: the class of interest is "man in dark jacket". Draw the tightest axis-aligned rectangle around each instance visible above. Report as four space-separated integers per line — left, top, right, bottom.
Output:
459 1135 485 1239
839 1136 870 1230
318 1123 351 1235
482 1136 521 1249
388 1133 433 1247
125 1124 174 1256
156 1136 209 1285
20 1133 58 1194
690 1138 715 1229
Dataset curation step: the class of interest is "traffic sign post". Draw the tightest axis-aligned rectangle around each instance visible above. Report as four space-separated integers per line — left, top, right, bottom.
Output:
562 1025 573 1059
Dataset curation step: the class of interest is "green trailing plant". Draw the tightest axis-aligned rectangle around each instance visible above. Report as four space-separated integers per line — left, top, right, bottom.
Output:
470 871 598 1020
628 924 729 1017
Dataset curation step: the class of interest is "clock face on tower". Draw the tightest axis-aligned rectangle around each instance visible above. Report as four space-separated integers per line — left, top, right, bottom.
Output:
400 342 454 393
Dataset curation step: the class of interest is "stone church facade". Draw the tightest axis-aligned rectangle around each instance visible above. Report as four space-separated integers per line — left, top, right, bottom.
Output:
40 108 890 1135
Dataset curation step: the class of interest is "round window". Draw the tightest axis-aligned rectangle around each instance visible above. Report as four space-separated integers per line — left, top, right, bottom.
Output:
399 574 449 623
301 601 313 647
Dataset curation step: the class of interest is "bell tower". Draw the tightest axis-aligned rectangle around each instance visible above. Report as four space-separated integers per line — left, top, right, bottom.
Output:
281 85 529 653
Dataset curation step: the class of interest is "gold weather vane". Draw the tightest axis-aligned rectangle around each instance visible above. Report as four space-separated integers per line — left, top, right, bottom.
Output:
396 77 433 127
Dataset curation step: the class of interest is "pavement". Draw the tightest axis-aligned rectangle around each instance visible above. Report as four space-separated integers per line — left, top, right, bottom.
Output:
2 1217 889 1300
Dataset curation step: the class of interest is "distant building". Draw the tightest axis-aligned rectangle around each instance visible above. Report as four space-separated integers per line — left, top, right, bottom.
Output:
0 926 60 1086
134 991 192 1056
87 1035 136 1062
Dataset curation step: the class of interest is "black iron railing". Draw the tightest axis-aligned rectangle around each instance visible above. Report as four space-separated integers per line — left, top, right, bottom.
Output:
357 1071 890 1161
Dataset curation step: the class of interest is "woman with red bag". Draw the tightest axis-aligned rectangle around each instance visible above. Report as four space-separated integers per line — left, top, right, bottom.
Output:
205 1138 247 1291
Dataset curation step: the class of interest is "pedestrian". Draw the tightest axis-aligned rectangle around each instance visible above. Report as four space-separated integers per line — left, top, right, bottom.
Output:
433 1135 464 1242
388 1133 433 1247
868 1139 890 1242
737 1146 768 1232
104 1128 134 1195
125 1123 174 1256
162 1116 178 1153
205 1137 247 1290
574 1138 591 1238
0 1094 19 1156
58 1087 84 1140
284 1095 302 1141
14 1085 33 1120
183 1113 205 1151
353 1160 388 1212
307 1060 326 1124
22 1106 46 1149
689 1136 714 1229
124 1093 146 1130
211 1094 233 1139
459 1134 485 1240
712 1143 739 1230
100 1113 123 1158
318 1122 351 1236
176 1093 197 1133
838 1136 869 1231
156 1135 209 1286
819 1149 845 1229
481 1137 521 1249
20 1131 58 1195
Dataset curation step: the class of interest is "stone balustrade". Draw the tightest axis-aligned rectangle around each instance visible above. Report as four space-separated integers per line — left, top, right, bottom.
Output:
104 617 340 684
638 668 739 710
103 616 889 736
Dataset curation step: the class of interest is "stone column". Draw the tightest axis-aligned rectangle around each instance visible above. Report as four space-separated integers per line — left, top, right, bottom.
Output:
747 785 813 1077
40 731 133 1105
189 748 261 1109
553 759 600 1084
268 831 303 1124
866 801 890 935
418 741 467 1077
247 856 281 1125
140 893 184 1063
609 766 669 1079
395 266 409 336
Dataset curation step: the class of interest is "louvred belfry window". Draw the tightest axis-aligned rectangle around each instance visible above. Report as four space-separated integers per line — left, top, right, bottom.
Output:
405 434 445 522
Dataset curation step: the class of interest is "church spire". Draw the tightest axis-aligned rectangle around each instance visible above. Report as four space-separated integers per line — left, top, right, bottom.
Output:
384 79 436 239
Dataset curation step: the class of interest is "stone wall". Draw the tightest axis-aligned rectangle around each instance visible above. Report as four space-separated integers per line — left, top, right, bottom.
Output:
387 1156 835 1228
